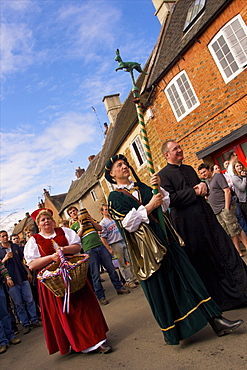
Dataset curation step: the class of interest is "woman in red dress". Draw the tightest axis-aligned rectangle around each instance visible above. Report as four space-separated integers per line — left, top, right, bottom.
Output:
24 208 112 355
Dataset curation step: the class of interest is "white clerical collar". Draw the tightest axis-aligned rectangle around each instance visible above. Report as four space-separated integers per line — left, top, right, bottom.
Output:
116 181 135 190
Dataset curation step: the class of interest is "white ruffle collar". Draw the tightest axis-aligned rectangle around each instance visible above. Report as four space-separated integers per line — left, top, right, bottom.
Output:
116 181 135 190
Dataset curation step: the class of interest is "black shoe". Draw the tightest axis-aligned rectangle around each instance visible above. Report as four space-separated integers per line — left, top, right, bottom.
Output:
209 316 244 337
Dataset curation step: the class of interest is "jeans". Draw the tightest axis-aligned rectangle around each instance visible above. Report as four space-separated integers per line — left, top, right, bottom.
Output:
0 284 14 345
236 202 247 234
87 245 122 300
8 280 38 327
110 240 135 283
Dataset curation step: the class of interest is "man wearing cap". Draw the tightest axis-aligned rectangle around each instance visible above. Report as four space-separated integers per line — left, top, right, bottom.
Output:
104 154 243 345
0 230 40 335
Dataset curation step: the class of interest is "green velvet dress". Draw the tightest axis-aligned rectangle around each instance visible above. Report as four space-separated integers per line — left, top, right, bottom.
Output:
108 182 221 345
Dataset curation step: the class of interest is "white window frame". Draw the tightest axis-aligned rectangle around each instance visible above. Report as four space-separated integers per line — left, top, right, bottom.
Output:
130 135 147 168
106 180 116 192
164 70 200 121
183 0 206 32
90 189 98 202
208 14 247 84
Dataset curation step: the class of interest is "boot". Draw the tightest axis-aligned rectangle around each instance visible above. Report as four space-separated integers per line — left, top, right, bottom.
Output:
209 316 243 337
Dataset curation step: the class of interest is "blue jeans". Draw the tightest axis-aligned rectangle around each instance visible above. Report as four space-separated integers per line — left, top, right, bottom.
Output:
0 284 14 345
87 245 122 300
236 202 247 234
8 280 38 327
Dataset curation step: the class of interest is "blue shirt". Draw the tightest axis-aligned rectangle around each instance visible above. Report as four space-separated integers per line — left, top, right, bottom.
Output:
0 243 27 285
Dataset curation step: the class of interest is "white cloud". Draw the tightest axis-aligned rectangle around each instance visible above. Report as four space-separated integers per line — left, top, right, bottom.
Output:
1 112 96 198
1 22 35 77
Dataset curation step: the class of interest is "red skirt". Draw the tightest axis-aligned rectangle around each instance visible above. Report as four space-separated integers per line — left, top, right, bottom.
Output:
38 278 109 355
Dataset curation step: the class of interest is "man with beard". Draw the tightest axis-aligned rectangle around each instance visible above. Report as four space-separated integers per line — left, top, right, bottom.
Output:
158 140 247 311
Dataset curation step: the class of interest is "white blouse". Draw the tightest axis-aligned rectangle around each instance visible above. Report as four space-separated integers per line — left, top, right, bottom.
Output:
24 227 81 265
117 181 170 233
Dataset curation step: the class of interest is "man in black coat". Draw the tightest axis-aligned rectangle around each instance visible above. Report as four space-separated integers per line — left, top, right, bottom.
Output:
158 140 247 311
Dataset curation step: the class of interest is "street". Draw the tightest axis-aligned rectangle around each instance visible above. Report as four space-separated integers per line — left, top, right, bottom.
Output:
1 256 247 370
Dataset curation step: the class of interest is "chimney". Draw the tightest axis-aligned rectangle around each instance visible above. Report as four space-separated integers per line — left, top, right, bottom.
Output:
152 0 176 25
75 166 85 179
88 155 96 162
102 94 122 125
38 200 45 208
43 189 49 197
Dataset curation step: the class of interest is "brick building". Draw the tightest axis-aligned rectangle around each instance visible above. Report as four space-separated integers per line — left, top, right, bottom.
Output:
143 0 246 170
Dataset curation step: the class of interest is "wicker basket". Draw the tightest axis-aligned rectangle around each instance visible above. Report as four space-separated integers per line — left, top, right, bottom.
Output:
37 254 89 297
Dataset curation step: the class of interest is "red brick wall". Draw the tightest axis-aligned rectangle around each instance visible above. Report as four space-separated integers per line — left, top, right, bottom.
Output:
147 0 247 170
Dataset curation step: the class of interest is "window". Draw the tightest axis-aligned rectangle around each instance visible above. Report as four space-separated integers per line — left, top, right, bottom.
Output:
164 71 200 121
90 189 98 202
208 15 247 83
106 181 115 192
184 0 206 32
130 135 147 167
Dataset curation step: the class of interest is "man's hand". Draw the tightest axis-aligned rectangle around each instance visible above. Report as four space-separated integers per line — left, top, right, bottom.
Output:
193 182 207 196
27 272 33 283
6 278 14 288
145 193 163 214
150 173 161 188
3 251 13 262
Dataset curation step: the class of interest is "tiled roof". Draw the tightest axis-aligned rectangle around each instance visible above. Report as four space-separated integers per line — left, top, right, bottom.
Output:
145 0 232 88
49 193 67 211
12 215 36 235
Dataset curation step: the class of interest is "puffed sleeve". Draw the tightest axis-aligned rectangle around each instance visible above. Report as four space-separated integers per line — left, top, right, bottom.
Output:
24 236 41 265
62 227 82 246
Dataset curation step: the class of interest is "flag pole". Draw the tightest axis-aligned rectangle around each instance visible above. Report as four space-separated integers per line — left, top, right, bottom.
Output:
115 50 167 236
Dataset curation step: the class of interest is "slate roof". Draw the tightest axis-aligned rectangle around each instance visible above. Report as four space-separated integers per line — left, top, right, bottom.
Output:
145 0 233 89
49 193 67 211
12 214 37 235
59 152 101 212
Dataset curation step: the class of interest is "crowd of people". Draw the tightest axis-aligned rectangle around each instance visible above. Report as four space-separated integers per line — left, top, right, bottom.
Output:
0 140 246 357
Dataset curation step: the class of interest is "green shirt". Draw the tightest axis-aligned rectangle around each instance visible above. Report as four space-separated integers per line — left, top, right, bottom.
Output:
70 220 102 252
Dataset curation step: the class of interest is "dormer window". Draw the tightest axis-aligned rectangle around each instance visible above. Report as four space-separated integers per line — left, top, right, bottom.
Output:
184 0 206 32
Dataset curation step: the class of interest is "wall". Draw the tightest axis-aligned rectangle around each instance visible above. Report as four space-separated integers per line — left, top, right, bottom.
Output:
146 0 246 169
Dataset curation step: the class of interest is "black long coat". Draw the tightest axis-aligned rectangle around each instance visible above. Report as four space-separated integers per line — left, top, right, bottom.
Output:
159 163 247 311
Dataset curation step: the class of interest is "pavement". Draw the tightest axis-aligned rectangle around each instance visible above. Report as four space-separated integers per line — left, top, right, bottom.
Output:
1 254 247 370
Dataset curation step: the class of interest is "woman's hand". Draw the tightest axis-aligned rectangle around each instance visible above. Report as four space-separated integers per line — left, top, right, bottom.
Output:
51 252 60 263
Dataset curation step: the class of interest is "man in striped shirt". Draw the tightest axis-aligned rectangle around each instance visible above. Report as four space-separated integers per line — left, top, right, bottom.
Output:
67 206 130 305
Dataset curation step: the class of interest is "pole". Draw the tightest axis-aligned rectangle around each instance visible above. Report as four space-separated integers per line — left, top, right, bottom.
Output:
115 53 167 236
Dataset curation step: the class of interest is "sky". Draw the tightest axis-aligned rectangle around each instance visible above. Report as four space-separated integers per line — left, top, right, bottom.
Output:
0 0 161 233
